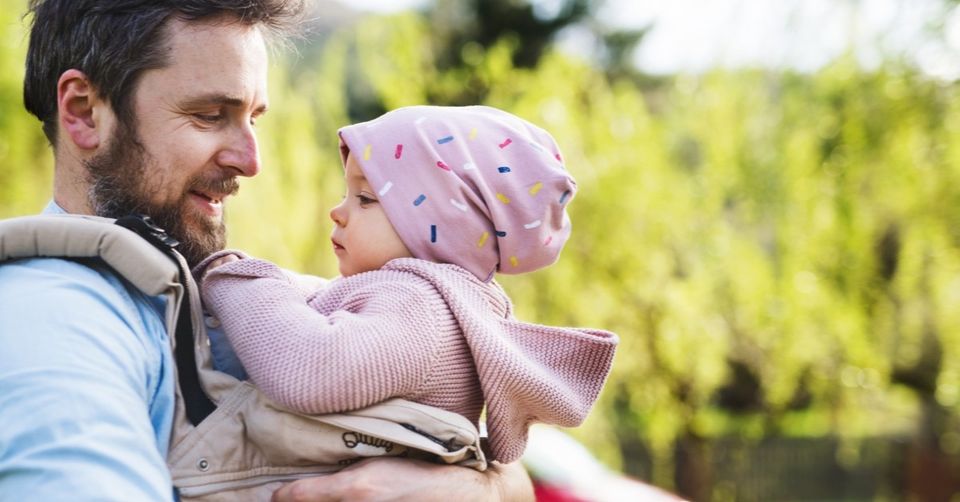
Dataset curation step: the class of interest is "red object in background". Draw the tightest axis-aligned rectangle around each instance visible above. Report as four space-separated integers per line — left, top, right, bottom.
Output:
534 481 591 502
523 426 686 502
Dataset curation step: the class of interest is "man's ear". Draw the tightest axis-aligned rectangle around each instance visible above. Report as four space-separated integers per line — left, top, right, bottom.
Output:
57 69 111 150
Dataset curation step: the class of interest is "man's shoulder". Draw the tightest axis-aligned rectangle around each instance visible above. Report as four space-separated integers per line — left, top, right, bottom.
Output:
1 255 126 292
0 256 165 333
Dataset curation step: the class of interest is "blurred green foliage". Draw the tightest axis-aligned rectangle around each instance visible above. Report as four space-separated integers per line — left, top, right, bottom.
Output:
2 4 960 494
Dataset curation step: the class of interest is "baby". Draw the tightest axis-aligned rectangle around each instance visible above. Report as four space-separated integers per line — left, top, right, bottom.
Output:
198 105 618 463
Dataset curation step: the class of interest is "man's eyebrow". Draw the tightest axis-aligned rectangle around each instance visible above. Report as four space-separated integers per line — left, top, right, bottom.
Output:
179 93 269 114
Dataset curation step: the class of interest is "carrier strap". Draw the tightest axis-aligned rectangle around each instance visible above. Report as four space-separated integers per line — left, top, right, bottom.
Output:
116 215 216 426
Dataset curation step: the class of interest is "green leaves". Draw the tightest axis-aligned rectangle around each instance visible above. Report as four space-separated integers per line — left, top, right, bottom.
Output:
5 7 960 484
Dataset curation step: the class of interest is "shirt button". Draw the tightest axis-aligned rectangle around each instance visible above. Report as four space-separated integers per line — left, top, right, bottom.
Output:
204 316 221 329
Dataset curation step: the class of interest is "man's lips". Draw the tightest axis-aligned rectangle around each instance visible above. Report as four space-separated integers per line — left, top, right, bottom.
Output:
189 190 225 216
190 190 226 204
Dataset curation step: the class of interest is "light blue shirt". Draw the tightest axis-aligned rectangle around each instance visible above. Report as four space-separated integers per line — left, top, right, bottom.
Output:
0 202 176 501
206 315 248 381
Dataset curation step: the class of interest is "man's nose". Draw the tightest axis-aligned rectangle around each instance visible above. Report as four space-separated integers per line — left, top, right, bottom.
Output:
218 124 261 177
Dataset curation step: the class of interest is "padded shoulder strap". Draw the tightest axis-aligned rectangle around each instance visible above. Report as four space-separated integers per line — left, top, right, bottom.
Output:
0 214 178 295
0 213 217 425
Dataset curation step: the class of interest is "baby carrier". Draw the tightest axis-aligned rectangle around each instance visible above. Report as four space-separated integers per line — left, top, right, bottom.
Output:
0 214 486 501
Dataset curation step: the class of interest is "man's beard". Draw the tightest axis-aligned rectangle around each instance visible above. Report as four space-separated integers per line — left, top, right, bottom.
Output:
84 122 239 267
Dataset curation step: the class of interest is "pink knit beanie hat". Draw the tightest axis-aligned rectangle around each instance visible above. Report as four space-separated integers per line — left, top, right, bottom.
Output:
337 105 576 282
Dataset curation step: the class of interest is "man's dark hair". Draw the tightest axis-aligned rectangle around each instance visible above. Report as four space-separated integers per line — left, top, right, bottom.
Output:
23 0 304 145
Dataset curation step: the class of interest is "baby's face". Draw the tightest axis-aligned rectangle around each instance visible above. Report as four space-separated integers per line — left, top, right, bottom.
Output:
329 153 412 276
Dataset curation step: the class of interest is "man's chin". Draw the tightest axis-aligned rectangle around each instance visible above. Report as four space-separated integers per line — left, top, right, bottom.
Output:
191 211 224 232
163 208 227 266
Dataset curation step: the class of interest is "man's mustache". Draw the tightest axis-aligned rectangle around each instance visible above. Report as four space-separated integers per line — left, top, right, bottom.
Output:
191 176 240 198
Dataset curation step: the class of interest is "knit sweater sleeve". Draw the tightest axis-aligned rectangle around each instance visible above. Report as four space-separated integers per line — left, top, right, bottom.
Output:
199 258 444 415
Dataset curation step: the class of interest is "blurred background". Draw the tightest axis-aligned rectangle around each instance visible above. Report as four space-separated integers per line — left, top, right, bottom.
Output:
3 0 960 500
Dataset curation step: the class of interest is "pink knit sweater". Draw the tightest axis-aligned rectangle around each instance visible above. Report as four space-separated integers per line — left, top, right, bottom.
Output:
199 255 618 463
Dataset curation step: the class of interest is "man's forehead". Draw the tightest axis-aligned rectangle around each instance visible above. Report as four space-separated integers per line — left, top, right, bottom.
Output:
143 16 269 109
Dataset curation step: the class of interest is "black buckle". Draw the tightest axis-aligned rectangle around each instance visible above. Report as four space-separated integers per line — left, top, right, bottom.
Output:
115 214 180 251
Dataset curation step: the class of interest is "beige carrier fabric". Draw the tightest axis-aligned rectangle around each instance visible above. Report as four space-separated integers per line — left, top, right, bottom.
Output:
0 214 184 335
169 248 487 500
169 387 487 500
0 214 182 298
0 215 487 501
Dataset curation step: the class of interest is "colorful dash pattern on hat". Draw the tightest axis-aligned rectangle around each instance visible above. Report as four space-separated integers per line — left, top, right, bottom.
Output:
338 105 576 282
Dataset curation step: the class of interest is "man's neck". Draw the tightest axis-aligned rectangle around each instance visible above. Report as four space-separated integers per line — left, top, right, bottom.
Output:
52 158 95 216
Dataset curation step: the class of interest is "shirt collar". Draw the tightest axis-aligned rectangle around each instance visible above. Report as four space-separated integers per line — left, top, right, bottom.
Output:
42 200 68 215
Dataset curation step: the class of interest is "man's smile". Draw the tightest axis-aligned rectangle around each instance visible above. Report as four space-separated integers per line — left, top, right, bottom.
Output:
189 189 225 216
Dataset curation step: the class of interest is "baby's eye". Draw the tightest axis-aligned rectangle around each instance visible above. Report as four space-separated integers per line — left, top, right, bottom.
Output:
356 193 378 206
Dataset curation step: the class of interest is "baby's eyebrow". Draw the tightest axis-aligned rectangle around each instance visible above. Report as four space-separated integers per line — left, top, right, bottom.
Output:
346 171 369 184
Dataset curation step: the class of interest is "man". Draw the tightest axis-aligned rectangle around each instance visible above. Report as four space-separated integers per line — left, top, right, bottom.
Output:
0 1 532 500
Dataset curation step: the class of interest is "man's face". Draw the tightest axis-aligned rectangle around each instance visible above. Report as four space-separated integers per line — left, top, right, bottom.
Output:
86 16 269 266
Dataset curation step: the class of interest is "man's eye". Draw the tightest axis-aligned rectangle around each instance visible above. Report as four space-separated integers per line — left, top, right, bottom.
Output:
194 113 223 123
